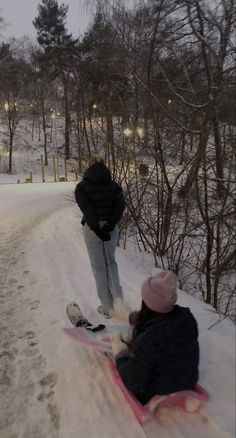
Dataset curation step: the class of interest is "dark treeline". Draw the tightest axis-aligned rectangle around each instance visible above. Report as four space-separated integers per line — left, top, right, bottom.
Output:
0 0 235 319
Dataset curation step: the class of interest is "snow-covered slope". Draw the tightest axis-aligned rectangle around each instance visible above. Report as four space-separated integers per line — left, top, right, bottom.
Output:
0 182 235 438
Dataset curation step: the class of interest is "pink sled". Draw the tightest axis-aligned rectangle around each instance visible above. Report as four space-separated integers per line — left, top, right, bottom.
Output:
107 357 209 424
63 327 209 423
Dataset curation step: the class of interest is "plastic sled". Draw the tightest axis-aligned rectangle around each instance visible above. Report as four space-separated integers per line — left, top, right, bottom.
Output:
107 357 210 424
63 327 209 424
63 327 113 353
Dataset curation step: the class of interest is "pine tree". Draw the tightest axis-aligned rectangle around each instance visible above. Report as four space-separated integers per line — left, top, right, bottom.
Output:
33 0 78 159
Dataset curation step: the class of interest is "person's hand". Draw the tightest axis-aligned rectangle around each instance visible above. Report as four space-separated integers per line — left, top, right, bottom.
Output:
111 334 128 356
92 226 111 241
102 222 115 233
120 329 133 345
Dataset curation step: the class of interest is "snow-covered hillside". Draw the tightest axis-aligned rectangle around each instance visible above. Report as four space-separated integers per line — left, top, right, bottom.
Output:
0 182 235 438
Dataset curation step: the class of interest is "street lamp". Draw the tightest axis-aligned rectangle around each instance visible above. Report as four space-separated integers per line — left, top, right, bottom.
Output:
124 128 132 137
136 127 144 139
4 102 9 112
93 104 97 110
50 110 57 144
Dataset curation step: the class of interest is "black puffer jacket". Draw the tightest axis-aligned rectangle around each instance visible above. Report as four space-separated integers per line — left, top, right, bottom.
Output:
75 163 125 229
116 305 199 404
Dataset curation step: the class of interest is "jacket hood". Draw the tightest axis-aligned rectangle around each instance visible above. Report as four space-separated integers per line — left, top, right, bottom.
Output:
83 163 112 184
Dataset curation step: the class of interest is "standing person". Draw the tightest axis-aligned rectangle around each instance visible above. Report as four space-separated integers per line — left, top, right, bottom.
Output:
111 271 199 404
75 155 128 319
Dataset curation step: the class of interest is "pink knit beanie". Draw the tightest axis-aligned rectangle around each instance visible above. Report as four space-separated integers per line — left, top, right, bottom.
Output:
141 271 178 313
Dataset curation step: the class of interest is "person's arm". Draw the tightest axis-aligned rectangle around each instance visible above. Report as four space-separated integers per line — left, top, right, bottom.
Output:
115 330 159 399
74 182 98 229
107 185 125 228
75 183 111 241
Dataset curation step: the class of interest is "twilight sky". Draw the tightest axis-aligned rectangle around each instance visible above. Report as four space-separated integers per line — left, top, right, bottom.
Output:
0 0 94 40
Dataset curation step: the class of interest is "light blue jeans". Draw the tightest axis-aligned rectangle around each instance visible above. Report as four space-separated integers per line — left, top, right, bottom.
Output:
83 222 123 311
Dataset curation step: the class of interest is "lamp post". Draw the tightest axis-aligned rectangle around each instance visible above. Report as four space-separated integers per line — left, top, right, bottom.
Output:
91 104 98 149
50 109 56 144
123 128 132 177
51 110 59 180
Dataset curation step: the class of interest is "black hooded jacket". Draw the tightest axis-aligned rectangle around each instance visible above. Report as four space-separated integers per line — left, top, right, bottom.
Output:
75 163 125 229
116 305 199 404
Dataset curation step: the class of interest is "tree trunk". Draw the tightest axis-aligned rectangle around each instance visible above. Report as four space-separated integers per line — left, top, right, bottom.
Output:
213 107 225 198
178 98 213 198
41 98 48 166
81 95 91 158
76 104 82 173
160 190 173 255
179 130 186 165
8 131 13 173
63 78 70 160
105 104 115 172
144 94 149 151
89 113 97 153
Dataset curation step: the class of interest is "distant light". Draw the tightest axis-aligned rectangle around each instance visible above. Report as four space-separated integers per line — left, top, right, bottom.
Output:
124 128 132 137
57 112 60 116
136 127 144 138
168 99 172 104
93 104 97 109
4 102 9 112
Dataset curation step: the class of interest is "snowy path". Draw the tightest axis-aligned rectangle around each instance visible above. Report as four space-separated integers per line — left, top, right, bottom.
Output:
0 183 234 438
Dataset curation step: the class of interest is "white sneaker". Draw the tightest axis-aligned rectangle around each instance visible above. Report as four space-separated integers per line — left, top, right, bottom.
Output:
97 305 113 319
113 298 130 322
66 302 91 327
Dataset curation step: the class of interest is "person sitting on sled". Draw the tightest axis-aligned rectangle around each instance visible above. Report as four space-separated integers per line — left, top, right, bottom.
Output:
112 271 199 404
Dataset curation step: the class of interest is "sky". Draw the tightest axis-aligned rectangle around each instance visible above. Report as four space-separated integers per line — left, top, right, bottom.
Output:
0 0 94 40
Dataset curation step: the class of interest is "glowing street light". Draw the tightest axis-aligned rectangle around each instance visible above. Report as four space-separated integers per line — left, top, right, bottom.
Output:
93 104 97 110
136 127 144 138
4 102 9 112
124 128 132 137
168 99 172 104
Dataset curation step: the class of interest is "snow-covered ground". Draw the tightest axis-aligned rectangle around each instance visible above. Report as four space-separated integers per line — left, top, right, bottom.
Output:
0 181 235 438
